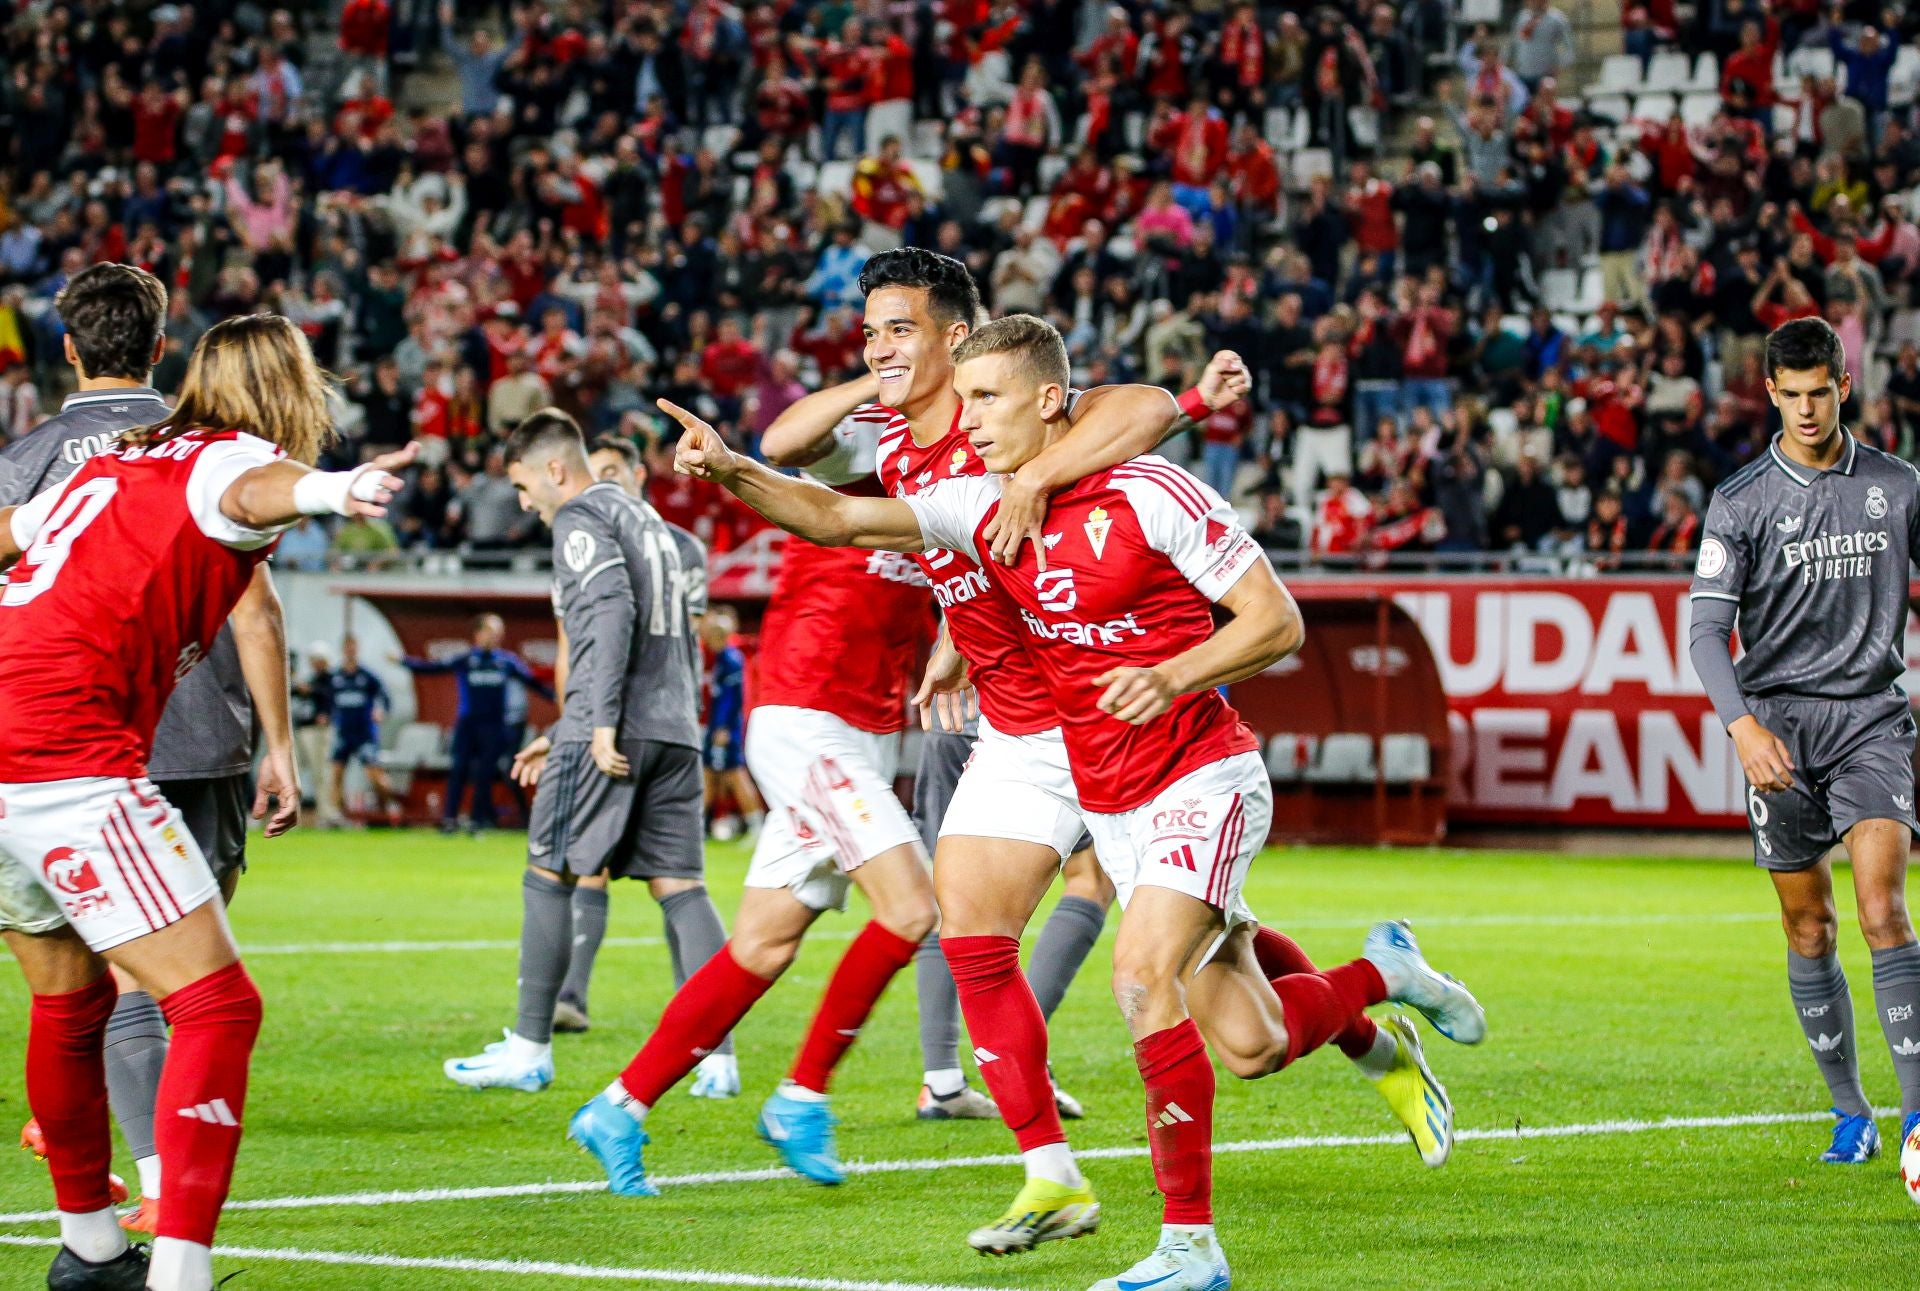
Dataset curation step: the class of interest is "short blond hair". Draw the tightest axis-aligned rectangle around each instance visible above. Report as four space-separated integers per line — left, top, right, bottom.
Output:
951 313 1070 390
126 314 335 465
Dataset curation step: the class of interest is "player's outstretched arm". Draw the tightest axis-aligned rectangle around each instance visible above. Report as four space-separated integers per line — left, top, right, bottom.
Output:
662 399 926 552
760 372 882 467
1094 561 1303 726
985 351 1252 565
232 565 301 837
221 443 419 537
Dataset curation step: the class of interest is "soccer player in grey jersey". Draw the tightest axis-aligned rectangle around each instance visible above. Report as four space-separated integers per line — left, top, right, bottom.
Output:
444 410 733 1098
1688 318 1920 1171
0 264 297 1233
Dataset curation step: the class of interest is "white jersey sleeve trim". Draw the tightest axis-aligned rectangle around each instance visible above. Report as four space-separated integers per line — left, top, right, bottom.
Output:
904 473 998 555
1110 455 1267 602
1688 590 1742 602
8 479 63 549
805 402 903 485
186 434 288 550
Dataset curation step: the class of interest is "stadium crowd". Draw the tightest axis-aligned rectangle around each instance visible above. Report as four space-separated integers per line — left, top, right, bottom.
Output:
3 0 1920 566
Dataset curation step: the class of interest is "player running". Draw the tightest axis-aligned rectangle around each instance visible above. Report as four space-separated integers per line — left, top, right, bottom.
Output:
0 314 409 1291
325 635 401 826
669 314 1485 1290
1688 317 1920 1170
0 263 298 1237
442 410 736 1095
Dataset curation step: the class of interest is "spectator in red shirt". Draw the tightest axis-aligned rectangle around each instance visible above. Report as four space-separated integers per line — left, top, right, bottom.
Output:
851 136 923 230
1224 122 1282 216
1076 6 1140 78
340 0 392 95
998 64 1062 197
1313 471 1374 555
1721 17 1780 116
129 81 188 167
819 18 876 161
701 316 763 416
1213 4 1267 120
1343 159 1399 275
1167 95 1229 192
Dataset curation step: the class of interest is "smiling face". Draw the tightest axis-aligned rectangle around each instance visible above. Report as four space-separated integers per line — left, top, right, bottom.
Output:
954 351 1065 474
863 285 964 415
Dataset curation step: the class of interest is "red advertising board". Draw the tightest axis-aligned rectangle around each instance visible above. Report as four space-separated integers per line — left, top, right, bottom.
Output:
1300 576 1746 827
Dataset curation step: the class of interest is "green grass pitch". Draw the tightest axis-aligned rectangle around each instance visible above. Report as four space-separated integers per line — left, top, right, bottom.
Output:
0 832 1908 1289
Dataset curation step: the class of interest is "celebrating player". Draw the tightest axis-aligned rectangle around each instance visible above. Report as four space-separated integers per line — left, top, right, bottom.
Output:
1688 317 1920 1170
0 263 298 1237
0 314 410 1291
442 410 733 1094
669 314 1486 1289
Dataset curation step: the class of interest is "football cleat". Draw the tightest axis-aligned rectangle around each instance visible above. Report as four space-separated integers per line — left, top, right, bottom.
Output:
1363 921 1486 1045
566 1094 659 1197
1373 1015 1453 1167
1051 1068 1086 1120
967 1176 1101 1255
1820 1108 1880 1164
552 1000 590 1034
757 1090 844 1184
21 1121 129 1203
442 1030 553 1092
116 1198 158 1235
1088 1226 1230 1291
917 1082 1000 1120
46 1243 148 1290
689 1052 740 1100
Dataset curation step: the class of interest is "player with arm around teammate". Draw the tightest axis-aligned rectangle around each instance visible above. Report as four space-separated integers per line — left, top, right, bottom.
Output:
0 314 411 1291
1687 316 1920 1173
671 315 1486 1290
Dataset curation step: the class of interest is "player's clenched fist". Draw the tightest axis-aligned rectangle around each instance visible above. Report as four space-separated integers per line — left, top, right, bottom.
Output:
660 399 738 482
1729 714 1796 794
1094 665 1177 725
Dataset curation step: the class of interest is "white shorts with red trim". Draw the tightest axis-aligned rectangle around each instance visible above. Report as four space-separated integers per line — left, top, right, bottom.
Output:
1084 751 1269 939
939 716 1086 858
743 706 923 912
0 777 221 952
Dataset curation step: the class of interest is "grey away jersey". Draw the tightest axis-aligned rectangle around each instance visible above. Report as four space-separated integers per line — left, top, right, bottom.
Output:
0 386 255 778
1690 432 1920 700
549 483 702 749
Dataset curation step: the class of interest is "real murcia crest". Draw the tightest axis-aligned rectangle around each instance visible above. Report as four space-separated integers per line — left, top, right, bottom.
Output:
1084 506 1112 559
950 446 969 472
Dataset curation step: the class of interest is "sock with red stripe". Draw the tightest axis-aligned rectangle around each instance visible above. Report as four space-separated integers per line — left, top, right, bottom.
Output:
1270 957 1388 1069
616 945 773 1115
1251 926 1380 1060
28 972 120 1228
1136 1019 1214 1225
154 962 262 1247
787 921 922 1095
943 935 1064 1154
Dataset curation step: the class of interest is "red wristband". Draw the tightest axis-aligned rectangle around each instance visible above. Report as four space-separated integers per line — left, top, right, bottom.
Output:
1176 386 1209 421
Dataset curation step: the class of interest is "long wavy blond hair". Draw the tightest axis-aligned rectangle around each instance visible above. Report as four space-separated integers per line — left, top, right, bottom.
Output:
125 314 335 465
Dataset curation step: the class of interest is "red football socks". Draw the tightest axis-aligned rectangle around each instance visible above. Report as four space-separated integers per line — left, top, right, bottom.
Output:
943 934 1064 1151
1251 925 1380 1060
788 921 920 1094
1270 956 1388 1069
154 962 263 1245
28 973 119 1215
1136 1019 1215 1225
620 945 773 1107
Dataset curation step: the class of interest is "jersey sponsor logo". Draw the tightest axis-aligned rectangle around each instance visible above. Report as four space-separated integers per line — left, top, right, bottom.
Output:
932 566 990 609
864 549 928 586
563 529 597 572
1019 606 1148 646
1780 527 1889 586
1775 514 1802 535
1867 485 1889 520
1152 800 1211 835
1695 537 1728 579
1083 507 1112 560
1035 568 1077 612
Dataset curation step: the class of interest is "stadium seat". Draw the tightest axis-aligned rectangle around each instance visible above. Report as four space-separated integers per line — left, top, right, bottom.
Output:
1680 92 1721 129
1788 46 1836 82
1540 267 1580 311
1893 46 1920 107
910 119 945 157
1501 313 1530 337
1124 111 1146 150
1584 93 1631 125
1291 147 1333 188
905 158 942 195
1038 153 1069 190
784 157 818 190
1487 406 1520 440
701 124 740 157
1643 51 1692 93
1772 103 1798 135
1458 0 1503 24
1306 733 1375 783
1022 195 1050 230
1552 313 1581 340
1632 92 1678 122
1591 53 1645 97
391 722 450 772
1264 107 1290 146
1287 108 1311 151
1348 105 1380 149
817 160 855 197
1380 734 1432 784
1573 267 1605 313
1689 52 1720 92
1265 733 1314 781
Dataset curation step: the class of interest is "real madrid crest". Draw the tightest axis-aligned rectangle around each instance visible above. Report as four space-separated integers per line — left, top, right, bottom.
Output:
1084 506 1112 559
1867 485 1888 520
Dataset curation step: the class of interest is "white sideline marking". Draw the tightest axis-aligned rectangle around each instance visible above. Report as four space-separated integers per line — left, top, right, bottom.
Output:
241 911 1784 956
0 1236 989 1291
0 1109 1842 1225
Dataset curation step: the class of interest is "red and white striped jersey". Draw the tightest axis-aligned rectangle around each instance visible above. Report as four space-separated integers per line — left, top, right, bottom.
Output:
906 454 1264 813
0 429 284 782
874 407 1058 736
751 404 937 735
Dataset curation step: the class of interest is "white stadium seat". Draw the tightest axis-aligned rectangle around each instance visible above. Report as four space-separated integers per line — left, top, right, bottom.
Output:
1892 46 1920 107
1689 52 1720 92
1539 268 1580 312
1584 93 1631 124
1573 268 1605 314
1591 53 1645 97
1458 0 1503 22
1265 734 1314 782
1381 735 1432 784
1787 46 1836 82
1643 51 1693 93
1306 733 1376 784
1680 92 1721 129
1632 92 1678 122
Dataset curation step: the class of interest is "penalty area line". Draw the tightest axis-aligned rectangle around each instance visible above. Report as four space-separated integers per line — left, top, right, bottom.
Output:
0 1108 1843 1225
0 1235 1000 1291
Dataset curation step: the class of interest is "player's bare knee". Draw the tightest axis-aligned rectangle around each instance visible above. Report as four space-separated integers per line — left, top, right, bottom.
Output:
1856 893 1914 947
876 899 938 945
730 929 800 980
526 864 573 888
1781 906 1839 958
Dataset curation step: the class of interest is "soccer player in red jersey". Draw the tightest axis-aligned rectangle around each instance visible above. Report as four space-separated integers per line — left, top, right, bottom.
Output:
669 314 1488 1291
0 315 412 1291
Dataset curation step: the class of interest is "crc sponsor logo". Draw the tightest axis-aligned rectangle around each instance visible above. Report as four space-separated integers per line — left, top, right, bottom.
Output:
932 567 990 609
1035 568 1077 612
1152 800 1210 834
1781 528 1889 586
1019 607 1147 647
43 847 114 920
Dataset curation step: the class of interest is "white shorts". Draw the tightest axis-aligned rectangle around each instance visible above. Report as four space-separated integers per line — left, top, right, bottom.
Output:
939 717 1086 859
744 706 923 912
0 777 221 952
1084 751 1270 942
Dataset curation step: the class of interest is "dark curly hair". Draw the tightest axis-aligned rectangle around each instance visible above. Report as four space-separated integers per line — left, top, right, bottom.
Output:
54 263 168 381
1765 317 1845 382
857 247 983 330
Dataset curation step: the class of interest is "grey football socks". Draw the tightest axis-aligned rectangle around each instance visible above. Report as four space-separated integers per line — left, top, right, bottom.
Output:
515 870 574 1045
557 885 610 1013
1870 940 1920 1120
915 936 963 1092
1788 950 1871 1118
1029 895 1107 1021
103 989 168 1166
660 886 734 1057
